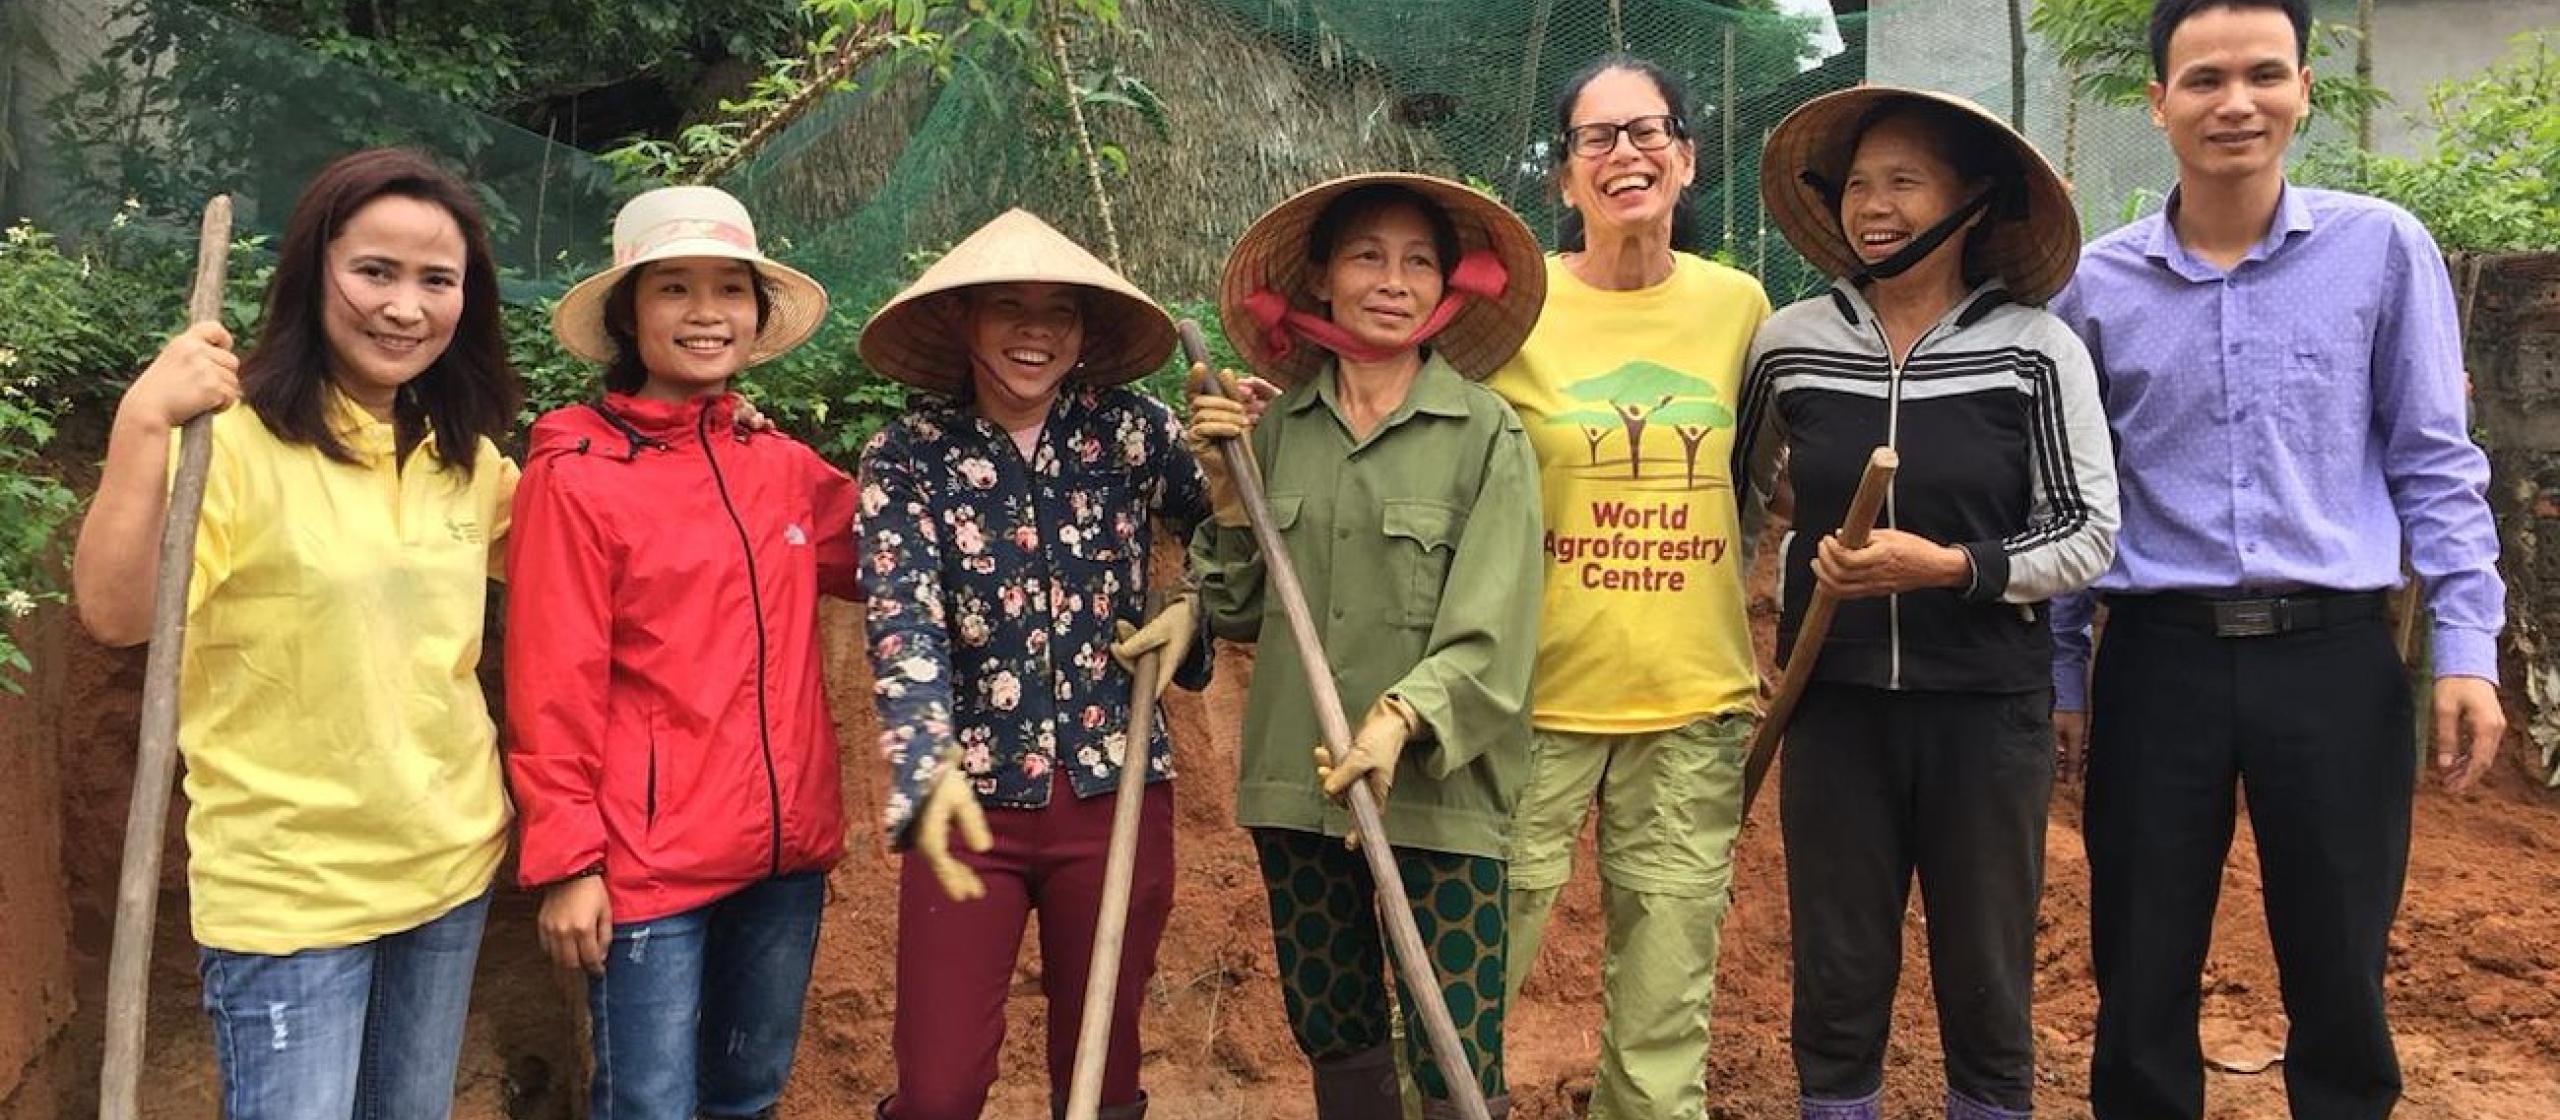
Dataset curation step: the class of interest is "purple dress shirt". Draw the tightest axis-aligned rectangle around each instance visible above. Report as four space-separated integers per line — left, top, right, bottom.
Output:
2049 184 2504 711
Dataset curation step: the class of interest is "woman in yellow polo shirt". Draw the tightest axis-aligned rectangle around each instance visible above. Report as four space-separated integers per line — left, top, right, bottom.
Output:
72 148 522 1120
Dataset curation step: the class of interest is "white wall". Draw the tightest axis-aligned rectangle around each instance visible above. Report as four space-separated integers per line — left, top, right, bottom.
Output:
2368 0 2559 157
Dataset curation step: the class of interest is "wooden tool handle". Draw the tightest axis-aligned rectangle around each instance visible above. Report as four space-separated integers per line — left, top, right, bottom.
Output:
1174 320 1492 1120
1739 445 1899 819
103 195 232 1120
1063 587 1173 1120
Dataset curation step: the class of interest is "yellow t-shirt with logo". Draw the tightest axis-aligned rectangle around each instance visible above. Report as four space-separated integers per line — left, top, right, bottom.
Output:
176 391 515 954
1483 253 1771 733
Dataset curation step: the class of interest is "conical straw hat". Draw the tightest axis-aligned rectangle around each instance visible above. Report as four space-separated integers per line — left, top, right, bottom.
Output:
1217 172 1546 387
1761 85 2081 305
858 209 1177 394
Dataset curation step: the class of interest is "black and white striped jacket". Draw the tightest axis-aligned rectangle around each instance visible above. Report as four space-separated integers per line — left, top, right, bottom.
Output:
1735 280 2118 694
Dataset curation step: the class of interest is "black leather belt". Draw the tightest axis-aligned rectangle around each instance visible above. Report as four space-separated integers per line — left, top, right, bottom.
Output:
2105 590 2388 638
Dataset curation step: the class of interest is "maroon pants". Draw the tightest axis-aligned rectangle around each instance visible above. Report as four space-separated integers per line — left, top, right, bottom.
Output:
883 772 1174 1120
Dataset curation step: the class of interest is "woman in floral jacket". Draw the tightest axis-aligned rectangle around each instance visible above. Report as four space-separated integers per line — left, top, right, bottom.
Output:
854 209 1219 1120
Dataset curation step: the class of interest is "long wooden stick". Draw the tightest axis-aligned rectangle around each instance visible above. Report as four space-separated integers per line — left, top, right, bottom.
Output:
1180 322 1492 1120
1064 588 1172 1120
101 195 232 1120
1739 446 1898 820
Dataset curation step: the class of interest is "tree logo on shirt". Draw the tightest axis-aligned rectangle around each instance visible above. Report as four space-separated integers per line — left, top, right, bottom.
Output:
1547 361 1733 488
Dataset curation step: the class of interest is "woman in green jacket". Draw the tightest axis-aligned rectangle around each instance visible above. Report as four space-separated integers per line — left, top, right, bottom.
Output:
1188 172 1546 1120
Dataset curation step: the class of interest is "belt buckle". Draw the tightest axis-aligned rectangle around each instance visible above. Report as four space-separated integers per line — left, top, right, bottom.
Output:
2211 598 2280 638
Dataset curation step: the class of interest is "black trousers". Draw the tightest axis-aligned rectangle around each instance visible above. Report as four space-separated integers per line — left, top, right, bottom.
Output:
1783 682 2055 1112
2084 606 2415 1120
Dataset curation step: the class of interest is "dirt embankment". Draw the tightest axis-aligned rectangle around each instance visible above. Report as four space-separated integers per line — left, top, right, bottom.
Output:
9 581 2559 1120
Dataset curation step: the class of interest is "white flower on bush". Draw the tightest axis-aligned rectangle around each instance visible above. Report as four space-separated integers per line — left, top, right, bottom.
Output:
0 346 18 370
3 590 33 619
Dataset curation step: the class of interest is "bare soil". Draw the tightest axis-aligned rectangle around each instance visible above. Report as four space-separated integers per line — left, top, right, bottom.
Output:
11 574 2558 1120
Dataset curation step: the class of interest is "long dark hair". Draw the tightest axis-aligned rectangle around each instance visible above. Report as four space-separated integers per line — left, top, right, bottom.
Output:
239 148 519 476
1551 55 1705 254
598 261 775 396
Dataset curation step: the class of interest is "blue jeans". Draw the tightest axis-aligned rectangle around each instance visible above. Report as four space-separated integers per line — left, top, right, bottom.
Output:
589 873 826 1120
198 890 490 1120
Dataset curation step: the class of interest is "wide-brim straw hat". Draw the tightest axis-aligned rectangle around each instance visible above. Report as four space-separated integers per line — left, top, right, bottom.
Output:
1761 86 2081 305
857 209 1177 394
1218 172 1546 386
552 185 829 365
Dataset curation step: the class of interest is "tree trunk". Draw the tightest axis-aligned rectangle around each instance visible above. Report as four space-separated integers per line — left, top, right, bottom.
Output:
2007 0 2028 128
2356 0 2377 151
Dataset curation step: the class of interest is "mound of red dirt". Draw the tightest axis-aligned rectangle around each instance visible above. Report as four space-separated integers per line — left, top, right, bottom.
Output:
12 578 2557 1120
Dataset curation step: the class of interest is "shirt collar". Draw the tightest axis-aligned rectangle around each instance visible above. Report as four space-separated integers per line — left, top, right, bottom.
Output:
1826 277 2013 333
323 383 399 460
2148 180 2315 280
1285 350 1473 424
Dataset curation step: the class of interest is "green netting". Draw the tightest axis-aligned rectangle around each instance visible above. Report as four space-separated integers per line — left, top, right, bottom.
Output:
14 0 633 294
722 0 1864 308
15 0 2375 334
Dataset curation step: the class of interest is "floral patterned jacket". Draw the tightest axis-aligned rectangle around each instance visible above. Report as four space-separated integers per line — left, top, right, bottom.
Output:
857 385 1211 841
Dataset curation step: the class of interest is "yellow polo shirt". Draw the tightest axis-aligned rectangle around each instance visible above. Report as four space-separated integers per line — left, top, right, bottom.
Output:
176 391 514 954
1482 253 1771 733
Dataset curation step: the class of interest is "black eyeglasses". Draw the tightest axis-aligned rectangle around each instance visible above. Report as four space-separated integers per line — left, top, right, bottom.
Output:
1561 115 1688 158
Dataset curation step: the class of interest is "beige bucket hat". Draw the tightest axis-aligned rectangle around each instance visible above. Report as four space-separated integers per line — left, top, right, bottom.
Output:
1217 172 1546 387
1761 85 2081 305
551 185 829 365
857 209 1177 394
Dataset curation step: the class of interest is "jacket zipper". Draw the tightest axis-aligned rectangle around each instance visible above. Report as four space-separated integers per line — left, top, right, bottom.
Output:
1873 316 1943 692
698 408 785 876
645 719 658 826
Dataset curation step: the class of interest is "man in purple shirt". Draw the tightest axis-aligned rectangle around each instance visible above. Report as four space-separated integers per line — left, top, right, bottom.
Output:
2047 1 2509 1117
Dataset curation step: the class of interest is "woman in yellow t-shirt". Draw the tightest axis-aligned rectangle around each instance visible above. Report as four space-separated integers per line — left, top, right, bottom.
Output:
72 148 522 1120
1480 56 1772 1120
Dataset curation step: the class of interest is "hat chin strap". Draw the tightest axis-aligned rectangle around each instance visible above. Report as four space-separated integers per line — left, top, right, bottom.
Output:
1245 249 1509 365
1845 187 1995 284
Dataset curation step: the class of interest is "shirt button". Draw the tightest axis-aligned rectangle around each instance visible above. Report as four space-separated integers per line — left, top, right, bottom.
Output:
2226 341 2242 355
2245 542 2261 554
2238 475 2254 489
1335 528 1351 540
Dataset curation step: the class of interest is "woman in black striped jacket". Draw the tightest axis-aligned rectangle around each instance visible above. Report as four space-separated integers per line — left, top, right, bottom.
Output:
1734 87 2118 1120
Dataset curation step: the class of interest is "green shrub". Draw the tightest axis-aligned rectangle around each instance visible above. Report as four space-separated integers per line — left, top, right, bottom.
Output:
2301 33 2560 253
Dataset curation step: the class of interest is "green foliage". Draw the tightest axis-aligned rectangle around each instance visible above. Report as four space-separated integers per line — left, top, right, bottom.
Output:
597 0 1137 187
180 0 811 115
44 0 635 261
2300 34 2560 253
2028 0 2387 123
0 214 269 691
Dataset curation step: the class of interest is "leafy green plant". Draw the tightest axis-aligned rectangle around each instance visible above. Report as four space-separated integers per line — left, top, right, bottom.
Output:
2299 33 2559 253
2029 0 2388 122
598 0 1138 189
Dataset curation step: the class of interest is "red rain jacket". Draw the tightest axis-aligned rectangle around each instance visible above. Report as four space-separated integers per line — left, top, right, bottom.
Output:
506 392 857 922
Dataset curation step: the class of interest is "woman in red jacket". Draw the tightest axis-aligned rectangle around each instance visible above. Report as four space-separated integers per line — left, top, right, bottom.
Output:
504 185 857 1120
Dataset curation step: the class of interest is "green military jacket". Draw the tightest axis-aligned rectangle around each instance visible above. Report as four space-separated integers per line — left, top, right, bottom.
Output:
1192 353 1544 859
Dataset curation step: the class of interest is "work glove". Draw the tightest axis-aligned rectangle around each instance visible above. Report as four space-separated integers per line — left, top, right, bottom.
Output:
1316 696 1423 842
1186 364 1255 528
913 750 993 902
1110 592 1198 696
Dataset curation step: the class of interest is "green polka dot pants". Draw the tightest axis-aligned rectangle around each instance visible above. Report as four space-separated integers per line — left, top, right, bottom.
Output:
1249 828 1507 1103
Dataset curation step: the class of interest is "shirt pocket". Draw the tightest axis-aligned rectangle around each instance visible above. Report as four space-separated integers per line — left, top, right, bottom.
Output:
2276 329 2364 461
1058 469 1141 624
1382 498 1465 630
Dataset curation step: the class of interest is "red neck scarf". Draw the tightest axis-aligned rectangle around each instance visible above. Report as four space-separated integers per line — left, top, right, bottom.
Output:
1242 248 1509 365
